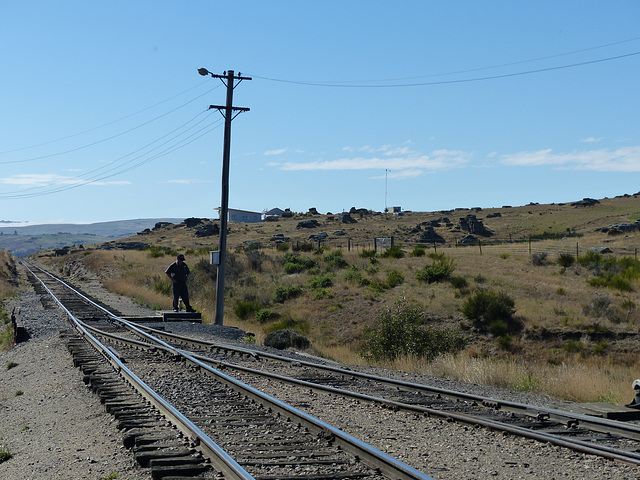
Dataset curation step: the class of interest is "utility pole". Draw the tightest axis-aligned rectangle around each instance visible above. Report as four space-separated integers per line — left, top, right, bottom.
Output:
198 68 251 325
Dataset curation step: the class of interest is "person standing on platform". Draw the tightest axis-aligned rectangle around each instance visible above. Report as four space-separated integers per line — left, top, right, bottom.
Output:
165 253 196 312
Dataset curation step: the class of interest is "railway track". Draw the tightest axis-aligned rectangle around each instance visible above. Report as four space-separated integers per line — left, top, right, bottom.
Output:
24 261 433 480
23 260 640 475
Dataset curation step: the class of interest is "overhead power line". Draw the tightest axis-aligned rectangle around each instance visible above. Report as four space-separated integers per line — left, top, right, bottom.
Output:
250 50 640 88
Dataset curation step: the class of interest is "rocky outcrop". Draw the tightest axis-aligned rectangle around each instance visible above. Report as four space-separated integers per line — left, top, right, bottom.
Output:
297 219 320 229
459 215 492 237
597 221 640 235
571 198 600 208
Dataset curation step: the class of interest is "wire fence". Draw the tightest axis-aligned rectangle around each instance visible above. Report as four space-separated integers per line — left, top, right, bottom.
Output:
282 236 640 260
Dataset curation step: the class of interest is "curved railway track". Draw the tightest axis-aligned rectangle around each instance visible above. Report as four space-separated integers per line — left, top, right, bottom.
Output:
23 261 640 475
24 261 433 480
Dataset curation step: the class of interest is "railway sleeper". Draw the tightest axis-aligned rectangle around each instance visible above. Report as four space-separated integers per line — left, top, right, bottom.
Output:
251 472 371 480
66 335 213 479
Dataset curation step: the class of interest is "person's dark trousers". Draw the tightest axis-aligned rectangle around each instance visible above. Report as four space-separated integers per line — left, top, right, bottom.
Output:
172 281 190 310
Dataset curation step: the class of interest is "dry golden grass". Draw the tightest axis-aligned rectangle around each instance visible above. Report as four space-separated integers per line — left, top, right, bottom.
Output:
32 194 640 404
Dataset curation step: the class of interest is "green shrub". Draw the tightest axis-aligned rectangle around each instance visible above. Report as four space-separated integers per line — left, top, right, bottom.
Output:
312 288 335 300
324 251 349 270
359 249 377 259
386 269 404 288
264 316 310 335
276 242 290 252
411 247 426 257
234 299 261 319
449 275 468 289
309 274 333 289
274 285 303 303
255 309 277 323
460 290 520 334
292 242 314 252
360 301 466 361
0 446 12 463
557 253 575 268
416 255 456 284
282 252 317 274
380 245 405 259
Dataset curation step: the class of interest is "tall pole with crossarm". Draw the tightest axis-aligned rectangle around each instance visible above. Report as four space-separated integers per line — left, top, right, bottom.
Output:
198 68 251 325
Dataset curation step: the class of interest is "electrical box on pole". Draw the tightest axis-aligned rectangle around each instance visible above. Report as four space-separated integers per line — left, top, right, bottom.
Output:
198 68 251 325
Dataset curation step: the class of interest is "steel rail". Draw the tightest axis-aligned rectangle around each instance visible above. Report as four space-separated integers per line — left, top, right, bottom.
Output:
127 322 640 443
25 261 435 480
76 319 640 467
23 262 255 480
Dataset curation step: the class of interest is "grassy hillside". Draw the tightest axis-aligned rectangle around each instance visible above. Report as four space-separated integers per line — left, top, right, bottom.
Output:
34 194 640 404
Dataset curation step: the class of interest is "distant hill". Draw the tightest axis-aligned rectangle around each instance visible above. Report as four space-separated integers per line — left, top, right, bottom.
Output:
0 218 183 257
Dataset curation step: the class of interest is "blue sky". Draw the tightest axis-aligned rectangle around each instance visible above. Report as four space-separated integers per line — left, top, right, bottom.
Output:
1 2 639 224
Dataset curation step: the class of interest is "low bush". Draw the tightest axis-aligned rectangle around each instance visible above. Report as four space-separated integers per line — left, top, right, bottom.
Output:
411 247 426 257
386 269 404 288
309 274 333 289
380 245 405 259
282 252 317 274
234 299 262 319
416 255 456 284
323 251 349 270
557 253 575 268
255 308 278 323
274 285 303 303
531 251 548 266
460 290 521 335
360 300 467 361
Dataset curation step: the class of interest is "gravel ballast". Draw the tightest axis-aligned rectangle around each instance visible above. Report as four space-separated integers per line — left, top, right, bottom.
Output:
1 267 638 479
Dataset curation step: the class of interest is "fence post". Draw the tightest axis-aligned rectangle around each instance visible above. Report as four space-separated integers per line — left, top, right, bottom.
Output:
529 236 532 254
478 240 482 255
576 242 579 259
433 242 437 254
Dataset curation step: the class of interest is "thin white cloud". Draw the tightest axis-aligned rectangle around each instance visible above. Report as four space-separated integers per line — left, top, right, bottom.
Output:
161 179 212 184
371 169 423 180
501 146 640 172
264 148 288 156
267 146 470 175
581 137 604 143
0 173 130 187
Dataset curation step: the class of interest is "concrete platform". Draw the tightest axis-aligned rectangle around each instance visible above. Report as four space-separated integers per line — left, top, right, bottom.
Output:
564 402 640 421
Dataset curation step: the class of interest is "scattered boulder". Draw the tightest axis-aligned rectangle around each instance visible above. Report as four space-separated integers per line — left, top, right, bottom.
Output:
590 246 613 254
597 221 640 235
571 198 600 208
486 212 502 218
340 213 357 224
333 230 346 236
349 207 369 216
459 234 478 244
153 222 173 231
308 207 319 215
115 241 150 250
270 233 290 244
309 232 328 242
264 329 310 350
418 226 445 243
194 223 219 237
183 217 205 228
458 215 492 237
281 209 294 218
297 219 319 229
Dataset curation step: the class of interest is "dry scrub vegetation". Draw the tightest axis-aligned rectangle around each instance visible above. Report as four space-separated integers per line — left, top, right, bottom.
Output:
0 250 20 351
36 195 640 405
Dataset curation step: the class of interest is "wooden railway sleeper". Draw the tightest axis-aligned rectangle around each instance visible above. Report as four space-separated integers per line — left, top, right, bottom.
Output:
65 335 213 479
